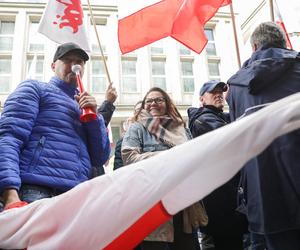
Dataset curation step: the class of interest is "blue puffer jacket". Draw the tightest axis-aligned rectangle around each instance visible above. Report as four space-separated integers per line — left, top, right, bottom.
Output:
0 77 110 193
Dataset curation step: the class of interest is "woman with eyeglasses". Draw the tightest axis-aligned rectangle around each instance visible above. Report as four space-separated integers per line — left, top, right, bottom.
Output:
121 87 207 250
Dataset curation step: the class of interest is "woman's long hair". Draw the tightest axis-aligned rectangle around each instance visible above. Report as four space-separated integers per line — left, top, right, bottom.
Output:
133 87 185 125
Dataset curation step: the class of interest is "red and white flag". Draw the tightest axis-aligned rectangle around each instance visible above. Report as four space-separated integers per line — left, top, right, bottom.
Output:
274 0 293 49
118 0 231 54
1 93 300 250
38 0 91 51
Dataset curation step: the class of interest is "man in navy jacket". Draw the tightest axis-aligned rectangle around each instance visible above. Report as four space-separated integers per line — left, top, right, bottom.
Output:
188 80 247 250
227 22 300 250
0 42 110 210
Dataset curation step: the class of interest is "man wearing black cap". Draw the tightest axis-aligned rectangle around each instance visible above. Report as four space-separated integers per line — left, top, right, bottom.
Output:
53 42 117 127
187 80 247 250
0 42 111 211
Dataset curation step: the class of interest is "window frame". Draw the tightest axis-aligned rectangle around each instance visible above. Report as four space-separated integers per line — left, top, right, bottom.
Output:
0 56 12 93
150 57 167 91
180 59 195 93
204 27 217 56
0 19 15 52
90 57 108 94
89 17 108 55
121 56 138 93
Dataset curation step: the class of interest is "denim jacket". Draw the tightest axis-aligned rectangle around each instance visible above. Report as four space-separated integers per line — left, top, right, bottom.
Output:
121 122 191 242
122 122 174 165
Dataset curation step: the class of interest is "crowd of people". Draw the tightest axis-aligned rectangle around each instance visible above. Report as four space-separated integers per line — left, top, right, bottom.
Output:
0 21 300 250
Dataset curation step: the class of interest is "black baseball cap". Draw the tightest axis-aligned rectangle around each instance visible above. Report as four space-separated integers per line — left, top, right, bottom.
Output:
199 80 227 96
53 42 89 62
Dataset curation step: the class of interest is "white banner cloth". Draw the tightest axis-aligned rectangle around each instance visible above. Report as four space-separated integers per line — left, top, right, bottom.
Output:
1 93 300 249
38 0 91 52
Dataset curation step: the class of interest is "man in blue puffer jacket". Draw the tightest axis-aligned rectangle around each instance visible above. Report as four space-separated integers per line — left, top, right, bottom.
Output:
0 42 110 210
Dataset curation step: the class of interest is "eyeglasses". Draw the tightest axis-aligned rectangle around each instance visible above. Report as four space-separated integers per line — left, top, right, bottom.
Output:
145 97 166 105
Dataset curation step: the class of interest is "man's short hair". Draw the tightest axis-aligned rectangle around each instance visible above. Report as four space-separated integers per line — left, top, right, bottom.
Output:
199 80 227 96
53 42 89 62
250 22 287 49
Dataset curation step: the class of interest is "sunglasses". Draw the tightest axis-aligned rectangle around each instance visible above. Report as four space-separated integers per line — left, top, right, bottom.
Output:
145 97 166 105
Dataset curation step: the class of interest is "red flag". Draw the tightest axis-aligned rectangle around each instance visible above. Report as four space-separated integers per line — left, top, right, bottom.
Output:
274 0 293 49
118 0 231 54
38 0 91 51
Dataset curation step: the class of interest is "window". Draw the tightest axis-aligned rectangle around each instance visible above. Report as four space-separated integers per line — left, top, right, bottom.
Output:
0 20 14 51
150 40 164 55
28 21 45 52
205 28 216 56
90 22 108 54
0 20 14 92
25 19 45 82
0 58 11 93
26 56 44 81
179 45 191 55
151 60 166 90
91 59 107 93
181 61 194 92
121 58 137 92
207 60 221 81
208 61 220 76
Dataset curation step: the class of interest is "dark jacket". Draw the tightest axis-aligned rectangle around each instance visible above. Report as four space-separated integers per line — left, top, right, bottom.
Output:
188 105 230 138
227 46 300 234
188 105 247 235
0 77 110 193
113 137 124 170
97 100 115 127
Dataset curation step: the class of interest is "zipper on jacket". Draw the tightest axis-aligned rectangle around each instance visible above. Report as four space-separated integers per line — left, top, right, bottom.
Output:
29 136 46 172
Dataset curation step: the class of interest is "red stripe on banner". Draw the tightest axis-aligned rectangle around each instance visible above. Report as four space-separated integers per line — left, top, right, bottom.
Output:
104 201 171 250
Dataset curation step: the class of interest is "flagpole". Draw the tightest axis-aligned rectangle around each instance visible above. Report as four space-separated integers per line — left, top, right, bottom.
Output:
269 0 275 21
229 2 241 69
86 0 112 85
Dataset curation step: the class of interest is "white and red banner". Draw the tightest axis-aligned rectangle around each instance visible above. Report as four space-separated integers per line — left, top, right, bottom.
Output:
274 0 293 49
118 0 231 54
1 93 300 249
38 0 91 51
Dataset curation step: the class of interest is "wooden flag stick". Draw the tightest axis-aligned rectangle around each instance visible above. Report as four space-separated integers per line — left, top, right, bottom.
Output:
229 2 241 69
269 0 275 21
86 0 112 85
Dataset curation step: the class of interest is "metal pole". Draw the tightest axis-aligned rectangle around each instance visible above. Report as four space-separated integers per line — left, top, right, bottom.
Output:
229 2 241 69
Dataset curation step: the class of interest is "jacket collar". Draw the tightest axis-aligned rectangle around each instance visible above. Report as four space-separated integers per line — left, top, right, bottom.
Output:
204 105 223 113
228 47 299 94
49 76 79 99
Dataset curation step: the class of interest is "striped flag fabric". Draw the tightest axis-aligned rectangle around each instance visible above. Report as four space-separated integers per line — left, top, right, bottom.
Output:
118 0 231 54
1 92 300 249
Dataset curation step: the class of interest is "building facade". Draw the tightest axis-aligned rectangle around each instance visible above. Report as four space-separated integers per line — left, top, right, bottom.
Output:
0 0 241 146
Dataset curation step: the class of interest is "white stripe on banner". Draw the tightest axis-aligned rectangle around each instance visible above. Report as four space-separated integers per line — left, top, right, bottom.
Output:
1 93 300 249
